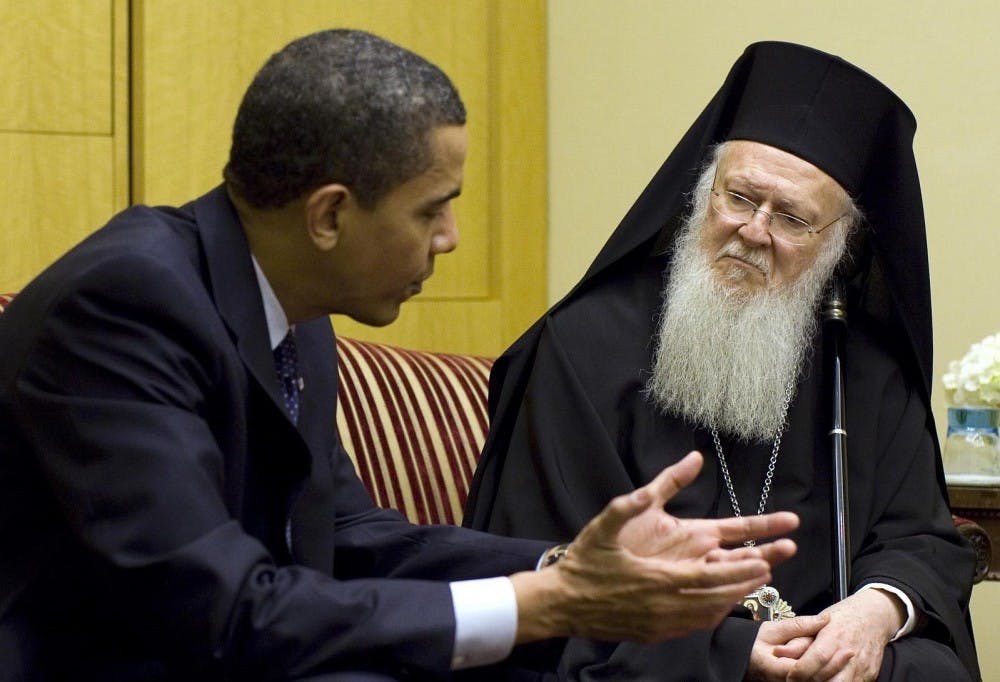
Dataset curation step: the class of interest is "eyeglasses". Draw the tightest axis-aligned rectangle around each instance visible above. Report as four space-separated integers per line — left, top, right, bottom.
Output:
710 187 844 246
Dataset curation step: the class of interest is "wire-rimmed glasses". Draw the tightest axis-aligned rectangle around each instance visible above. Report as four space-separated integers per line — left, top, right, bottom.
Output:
710 187 844 246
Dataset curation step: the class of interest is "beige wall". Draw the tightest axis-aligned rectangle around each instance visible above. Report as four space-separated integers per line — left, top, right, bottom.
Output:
547 0 1000 675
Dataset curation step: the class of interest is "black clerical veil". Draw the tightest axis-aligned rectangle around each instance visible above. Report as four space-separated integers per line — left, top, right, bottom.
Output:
466 41 937 522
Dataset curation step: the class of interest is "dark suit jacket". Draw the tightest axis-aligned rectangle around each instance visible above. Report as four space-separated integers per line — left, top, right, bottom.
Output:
0 186 547 680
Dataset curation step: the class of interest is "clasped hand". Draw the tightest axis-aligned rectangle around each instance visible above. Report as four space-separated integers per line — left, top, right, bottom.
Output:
511 451 798 644
747 588 905 681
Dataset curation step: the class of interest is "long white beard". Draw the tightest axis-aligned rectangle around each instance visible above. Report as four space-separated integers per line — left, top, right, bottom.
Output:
646 216 847 442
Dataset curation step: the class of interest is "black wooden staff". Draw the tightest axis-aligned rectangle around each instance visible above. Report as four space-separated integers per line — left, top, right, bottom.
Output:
824 277 850 601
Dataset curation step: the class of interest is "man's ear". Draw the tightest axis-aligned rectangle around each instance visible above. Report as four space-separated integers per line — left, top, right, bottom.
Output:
304 184 351 251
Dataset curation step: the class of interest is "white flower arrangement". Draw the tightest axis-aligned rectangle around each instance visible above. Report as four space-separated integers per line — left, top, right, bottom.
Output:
942 333 1000 407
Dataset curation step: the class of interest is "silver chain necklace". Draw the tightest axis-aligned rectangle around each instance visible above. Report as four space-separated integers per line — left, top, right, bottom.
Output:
709 381 796 621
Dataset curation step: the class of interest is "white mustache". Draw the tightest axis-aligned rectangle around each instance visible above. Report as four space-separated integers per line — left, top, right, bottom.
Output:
716 242 770 274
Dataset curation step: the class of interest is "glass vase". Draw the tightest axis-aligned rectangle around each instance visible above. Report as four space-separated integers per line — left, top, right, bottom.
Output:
943 406 1000 486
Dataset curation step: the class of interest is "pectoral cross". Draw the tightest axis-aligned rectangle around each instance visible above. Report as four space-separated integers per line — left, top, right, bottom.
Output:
743 585 795 621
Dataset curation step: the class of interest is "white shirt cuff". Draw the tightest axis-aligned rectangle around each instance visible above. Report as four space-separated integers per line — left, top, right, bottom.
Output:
858 582 918 640
449 577 518 670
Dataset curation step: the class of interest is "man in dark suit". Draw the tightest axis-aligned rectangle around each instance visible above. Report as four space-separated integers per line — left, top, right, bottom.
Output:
0 29 799 680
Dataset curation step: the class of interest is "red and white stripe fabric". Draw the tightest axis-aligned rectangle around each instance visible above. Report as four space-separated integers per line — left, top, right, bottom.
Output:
335 337 493 526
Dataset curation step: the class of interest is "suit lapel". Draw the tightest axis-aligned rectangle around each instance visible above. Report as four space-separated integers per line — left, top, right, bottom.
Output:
191 186 286 413
191 186 338 572
288 319 340 572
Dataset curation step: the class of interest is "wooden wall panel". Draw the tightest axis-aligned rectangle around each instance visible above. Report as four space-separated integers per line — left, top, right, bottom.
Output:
132 0 547 355
0 0 113 133
0 134 116 291
0 0 129 293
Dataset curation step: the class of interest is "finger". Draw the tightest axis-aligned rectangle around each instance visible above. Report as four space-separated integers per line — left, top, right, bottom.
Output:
753 538 797 567
704 538 796 566
642 451 704 506
788 638 852 681
764 614 830 642
705 545 764 563
801 648 855 682
829 665 868 682
710 511 800 545
772 636 813 659
676 558 773 592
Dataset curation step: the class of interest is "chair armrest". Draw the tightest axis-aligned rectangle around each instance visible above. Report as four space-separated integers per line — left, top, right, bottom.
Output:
953 514 992 584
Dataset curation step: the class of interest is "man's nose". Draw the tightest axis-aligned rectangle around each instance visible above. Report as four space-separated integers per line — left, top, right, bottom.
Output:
432 209 459 254
737 209 773 246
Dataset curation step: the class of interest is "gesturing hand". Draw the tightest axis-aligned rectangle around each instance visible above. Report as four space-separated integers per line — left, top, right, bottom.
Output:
617 451 799 567
510 451 799 645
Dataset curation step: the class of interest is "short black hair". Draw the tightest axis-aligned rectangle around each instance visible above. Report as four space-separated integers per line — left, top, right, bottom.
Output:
224 29 466 209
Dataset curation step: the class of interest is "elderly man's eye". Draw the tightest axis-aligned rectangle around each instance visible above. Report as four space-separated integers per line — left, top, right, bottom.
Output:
776 213 810 232
725 191 757 211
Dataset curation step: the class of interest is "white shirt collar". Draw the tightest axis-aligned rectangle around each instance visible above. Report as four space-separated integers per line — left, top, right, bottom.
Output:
251 256 291 351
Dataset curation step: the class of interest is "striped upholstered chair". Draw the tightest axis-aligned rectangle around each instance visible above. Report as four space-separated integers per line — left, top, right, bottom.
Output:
0 292 992 581
335 336 492 526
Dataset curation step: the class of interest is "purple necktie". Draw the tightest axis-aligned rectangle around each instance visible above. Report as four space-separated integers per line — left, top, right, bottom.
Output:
274 332 300 424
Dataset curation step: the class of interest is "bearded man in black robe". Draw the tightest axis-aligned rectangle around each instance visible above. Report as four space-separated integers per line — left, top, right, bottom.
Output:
465 42 980 681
